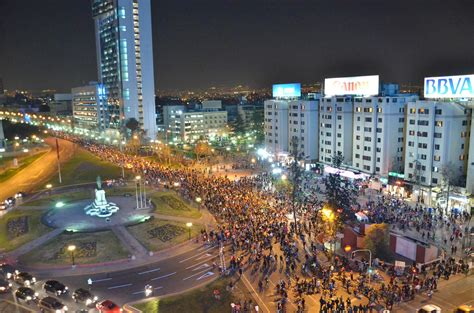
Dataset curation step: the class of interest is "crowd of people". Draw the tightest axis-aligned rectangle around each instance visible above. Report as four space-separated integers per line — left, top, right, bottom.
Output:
56 133 471 312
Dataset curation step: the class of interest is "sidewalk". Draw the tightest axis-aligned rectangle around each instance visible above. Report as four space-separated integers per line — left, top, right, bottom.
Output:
6 227 65 260
111 225 148 258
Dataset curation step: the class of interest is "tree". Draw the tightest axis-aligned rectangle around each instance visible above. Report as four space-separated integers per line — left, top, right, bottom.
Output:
195 141 212 162
324 152 357 221
232 112 246 134
364 223 392 261
125 118 140 135
440 162 464 211
289 136 304 234
251 109 264 143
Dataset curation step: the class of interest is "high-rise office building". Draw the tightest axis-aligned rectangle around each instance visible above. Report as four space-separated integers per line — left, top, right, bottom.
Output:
92 0 157 139
72 83 108 134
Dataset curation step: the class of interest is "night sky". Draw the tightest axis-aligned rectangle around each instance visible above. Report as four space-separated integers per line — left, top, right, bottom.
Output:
1 0 473 92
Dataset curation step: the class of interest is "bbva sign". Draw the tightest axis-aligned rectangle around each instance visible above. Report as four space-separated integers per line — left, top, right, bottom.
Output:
424 74 474 99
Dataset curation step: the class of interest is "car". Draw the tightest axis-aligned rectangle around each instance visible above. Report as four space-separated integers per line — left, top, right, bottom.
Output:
0 263 15 279
0 278 12 293
456 305 474 313
15 286 39 304
14 192 25 199
4 197 15 206
96 299 122 313
13 271 36 286
0 203 7 210
418 304 442 313
72 288 98 307
43 280 68 296
38 296 68 312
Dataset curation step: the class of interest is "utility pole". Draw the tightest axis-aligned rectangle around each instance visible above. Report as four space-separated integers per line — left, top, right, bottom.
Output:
56 138 62 184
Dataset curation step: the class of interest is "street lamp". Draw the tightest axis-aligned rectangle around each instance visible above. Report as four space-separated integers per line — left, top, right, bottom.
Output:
186 222 193 240
135 175 142 209
195 197 202 203
67 245 76 266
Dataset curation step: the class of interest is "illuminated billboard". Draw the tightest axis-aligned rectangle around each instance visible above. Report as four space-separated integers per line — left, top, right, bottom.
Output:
424 74 474 99
272 83 301 98
324 75 379 96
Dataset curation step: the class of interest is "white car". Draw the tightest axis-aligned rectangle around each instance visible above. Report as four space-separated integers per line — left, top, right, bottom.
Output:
418 304 442 313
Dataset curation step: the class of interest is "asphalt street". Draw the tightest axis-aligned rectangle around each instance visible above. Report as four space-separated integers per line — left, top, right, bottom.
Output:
1 243 221 312
0 137 75 201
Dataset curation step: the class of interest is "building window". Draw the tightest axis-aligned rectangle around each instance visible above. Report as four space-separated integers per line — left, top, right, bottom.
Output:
432 178 438 184
434 155 440 161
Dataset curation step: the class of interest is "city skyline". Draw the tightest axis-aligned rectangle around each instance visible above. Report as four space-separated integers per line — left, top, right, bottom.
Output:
0 0 474 92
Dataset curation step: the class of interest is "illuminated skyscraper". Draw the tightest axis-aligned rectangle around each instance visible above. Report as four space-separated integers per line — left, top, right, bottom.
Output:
92 0 157 139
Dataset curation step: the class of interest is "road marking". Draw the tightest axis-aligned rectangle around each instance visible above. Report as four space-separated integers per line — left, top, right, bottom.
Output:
192 263 210 271
196 271 214 281
185 256 216 269
151 272 176 281
132 287 163 295
196 253 212 261
183 268 210 281
92 278 112 283
242 274 271 313
108 283 132 290
179 249 213 263
138 268 160 275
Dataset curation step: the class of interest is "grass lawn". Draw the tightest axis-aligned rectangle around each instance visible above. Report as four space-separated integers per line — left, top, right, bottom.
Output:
149 192 201 219
18 230 129 266
127 218 201 252
0 209 52 252
0 152 47 183
132 278 253 313
20 190 93 207
48 149 127 185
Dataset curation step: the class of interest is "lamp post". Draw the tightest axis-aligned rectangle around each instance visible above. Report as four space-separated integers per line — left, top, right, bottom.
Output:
46 183 52 196
67 245 76 267
186 222 193 240
135 175 141 209
321 207 336 261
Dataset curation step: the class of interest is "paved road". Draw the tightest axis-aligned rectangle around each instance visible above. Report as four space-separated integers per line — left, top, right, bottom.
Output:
1 243 222 312
0 137 75 201
395 275 474 312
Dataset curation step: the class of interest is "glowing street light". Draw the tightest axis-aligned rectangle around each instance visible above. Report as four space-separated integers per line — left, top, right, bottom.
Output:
67 245 76 266
186 222 193 240
195 197 202 203
55 201 65 208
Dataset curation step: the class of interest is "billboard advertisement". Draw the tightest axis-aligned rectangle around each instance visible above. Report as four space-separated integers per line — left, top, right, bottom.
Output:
324 75 379 96
424 74 474 99
272 83 301 98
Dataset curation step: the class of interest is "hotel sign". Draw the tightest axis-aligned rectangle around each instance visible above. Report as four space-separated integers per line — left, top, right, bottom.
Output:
324 75 379 96
424 74 474 99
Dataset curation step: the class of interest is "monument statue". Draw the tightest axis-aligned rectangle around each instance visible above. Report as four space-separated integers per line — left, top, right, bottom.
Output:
84 176 119 218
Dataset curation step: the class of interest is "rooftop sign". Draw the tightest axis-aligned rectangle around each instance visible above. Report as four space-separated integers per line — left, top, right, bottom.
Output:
324 75 379 96
272 83 301 98
424 74 474 99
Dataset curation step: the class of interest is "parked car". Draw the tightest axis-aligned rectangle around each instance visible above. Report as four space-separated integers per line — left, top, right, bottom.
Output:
15 286 39 304
43 280 68 296
13 271 36 286
72 288 98 307
96 300 122 313
0 263 15 279
38 296 68 312
418 304 442 313
0 278 12 293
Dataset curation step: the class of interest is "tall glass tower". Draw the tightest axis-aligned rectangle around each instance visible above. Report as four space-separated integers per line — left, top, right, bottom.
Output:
92 0 157 139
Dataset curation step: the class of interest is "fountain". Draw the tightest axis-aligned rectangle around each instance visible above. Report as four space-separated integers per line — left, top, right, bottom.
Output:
84 176 119 218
